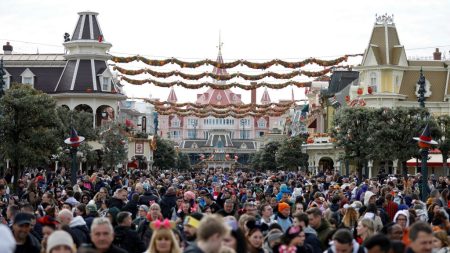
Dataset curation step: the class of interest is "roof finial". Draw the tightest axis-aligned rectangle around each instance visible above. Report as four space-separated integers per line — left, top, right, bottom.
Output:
375 13 394 25
217 30 223 53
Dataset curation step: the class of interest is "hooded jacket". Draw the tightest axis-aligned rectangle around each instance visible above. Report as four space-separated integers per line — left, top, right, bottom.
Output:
160 192 177 219
69 216 90 246
393 210 411 246
363 191 375 207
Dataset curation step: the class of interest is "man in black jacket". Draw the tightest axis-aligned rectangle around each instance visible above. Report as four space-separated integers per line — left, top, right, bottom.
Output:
12 213 41 253
160 187 177 219
113 212 145 253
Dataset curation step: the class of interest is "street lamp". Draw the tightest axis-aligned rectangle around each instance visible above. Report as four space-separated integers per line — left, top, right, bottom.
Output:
191 119 198 139
240 119 246 139
64 127 85 185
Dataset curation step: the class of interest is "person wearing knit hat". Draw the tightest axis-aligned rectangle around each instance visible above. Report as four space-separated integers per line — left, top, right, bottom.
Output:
263 228 284 252
46 230 75 253
275 202 292 232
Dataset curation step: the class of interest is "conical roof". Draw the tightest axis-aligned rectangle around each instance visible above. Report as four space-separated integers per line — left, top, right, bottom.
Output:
167 87 178 102
71 11 104 41
260 88 271 104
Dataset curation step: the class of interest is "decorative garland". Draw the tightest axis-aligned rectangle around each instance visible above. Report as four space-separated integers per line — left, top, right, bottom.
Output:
114 65 342 80
110 54 362 69
154 105 290 114
120 76 313 89
145 99 293 109
155 109 286 118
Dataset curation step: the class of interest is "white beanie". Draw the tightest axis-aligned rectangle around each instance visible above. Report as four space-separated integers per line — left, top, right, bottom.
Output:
0 224 15 253
46 230 75 253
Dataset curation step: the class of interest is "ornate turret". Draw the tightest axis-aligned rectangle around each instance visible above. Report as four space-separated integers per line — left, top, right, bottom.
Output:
260 87 271 104
167 87 178 102
54 11 115 93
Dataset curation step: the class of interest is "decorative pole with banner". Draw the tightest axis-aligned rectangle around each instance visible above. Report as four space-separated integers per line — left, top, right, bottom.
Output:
413 124 436 201
64 127 85 185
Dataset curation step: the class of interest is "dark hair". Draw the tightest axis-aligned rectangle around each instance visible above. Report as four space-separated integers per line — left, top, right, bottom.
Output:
332 228 353 245
268 223 283 231
390 240 405 253
116 211 131 224
409 221 432 241
306 207 322 217
363 233 391 253
297 212 310 226
231 227 247 253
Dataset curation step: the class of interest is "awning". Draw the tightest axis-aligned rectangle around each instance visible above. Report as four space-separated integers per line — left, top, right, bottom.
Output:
406 154 450 167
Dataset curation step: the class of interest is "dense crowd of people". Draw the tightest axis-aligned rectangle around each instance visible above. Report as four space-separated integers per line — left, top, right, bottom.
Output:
1 167 450 253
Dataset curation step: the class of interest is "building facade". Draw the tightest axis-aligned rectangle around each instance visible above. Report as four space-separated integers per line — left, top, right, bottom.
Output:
1 11 126 128
158 47 290 168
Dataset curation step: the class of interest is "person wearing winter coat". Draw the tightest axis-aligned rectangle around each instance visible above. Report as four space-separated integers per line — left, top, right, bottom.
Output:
160 187 178 219
113 211 146 253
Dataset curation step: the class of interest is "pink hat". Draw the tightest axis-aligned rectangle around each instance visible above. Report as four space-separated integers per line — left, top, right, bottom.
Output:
184 191 195 200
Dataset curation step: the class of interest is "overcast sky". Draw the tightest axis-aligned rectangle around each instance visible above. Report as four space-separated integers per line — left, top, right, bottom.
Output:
1 0 449 103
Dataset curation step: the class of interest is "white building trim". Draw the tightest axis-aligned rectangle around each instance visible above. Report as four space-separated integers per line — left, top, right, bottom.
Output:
70 59 80 90
91 59 98 90
78 14 86 40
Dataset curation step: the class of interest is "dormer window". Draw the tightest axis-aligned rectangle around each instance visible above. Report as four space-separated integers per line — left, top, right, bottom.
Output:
98 68 113 92
20 68 35 87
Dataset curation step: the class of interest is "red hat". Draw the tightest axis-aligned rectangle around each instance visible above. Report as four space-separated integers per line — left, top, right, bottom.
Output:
413 124 437 145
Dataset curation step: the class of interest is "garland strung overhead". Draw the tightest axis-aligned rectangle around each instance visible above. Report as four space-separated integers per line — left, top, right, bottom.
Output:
154 105 290 114
145 99 293 109
110 54 362 69
121 76 313 89
113 65 344 80
155 109 286 118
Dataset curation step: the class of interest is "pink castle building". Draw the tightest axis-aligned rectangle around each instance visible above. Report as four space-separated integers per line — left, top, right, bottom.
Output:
158 46 288 167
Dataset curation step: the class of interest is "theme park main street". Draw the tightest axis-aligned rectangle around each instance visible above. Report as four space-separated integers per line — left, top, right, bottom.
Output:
1 4 450 253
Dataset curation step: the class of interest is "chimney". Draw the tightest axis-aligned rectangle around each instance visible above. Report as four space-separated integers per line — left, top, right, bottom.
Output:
433 48 442 60
251 82 256 104
3 42 13 55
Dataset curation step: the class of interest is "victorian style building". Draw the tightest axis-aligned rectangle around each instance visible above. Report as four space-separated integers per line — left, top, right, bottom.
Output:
1 11 126 127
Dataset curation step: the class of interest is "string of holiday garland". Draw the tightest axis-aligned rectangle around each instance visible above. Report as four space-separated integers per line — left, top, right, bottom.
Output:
144 99 293 109
114 65 338 80
154 105 290 114
155 109 286 118
121 76 313 89
110 54 362 69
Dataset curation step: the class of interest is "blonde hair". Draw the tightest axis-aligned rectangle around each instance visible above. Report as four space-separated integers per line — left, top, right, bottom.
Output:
147 228 181 253
342 207 359 228
359 218 375 238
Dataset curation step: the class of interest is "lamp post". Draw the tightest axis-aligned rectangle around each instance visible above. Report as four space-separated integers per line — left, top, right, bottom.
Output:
414 69 433 201
240 119 246 139
414 124 437 201
192 119 198 139
64 127 85 185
